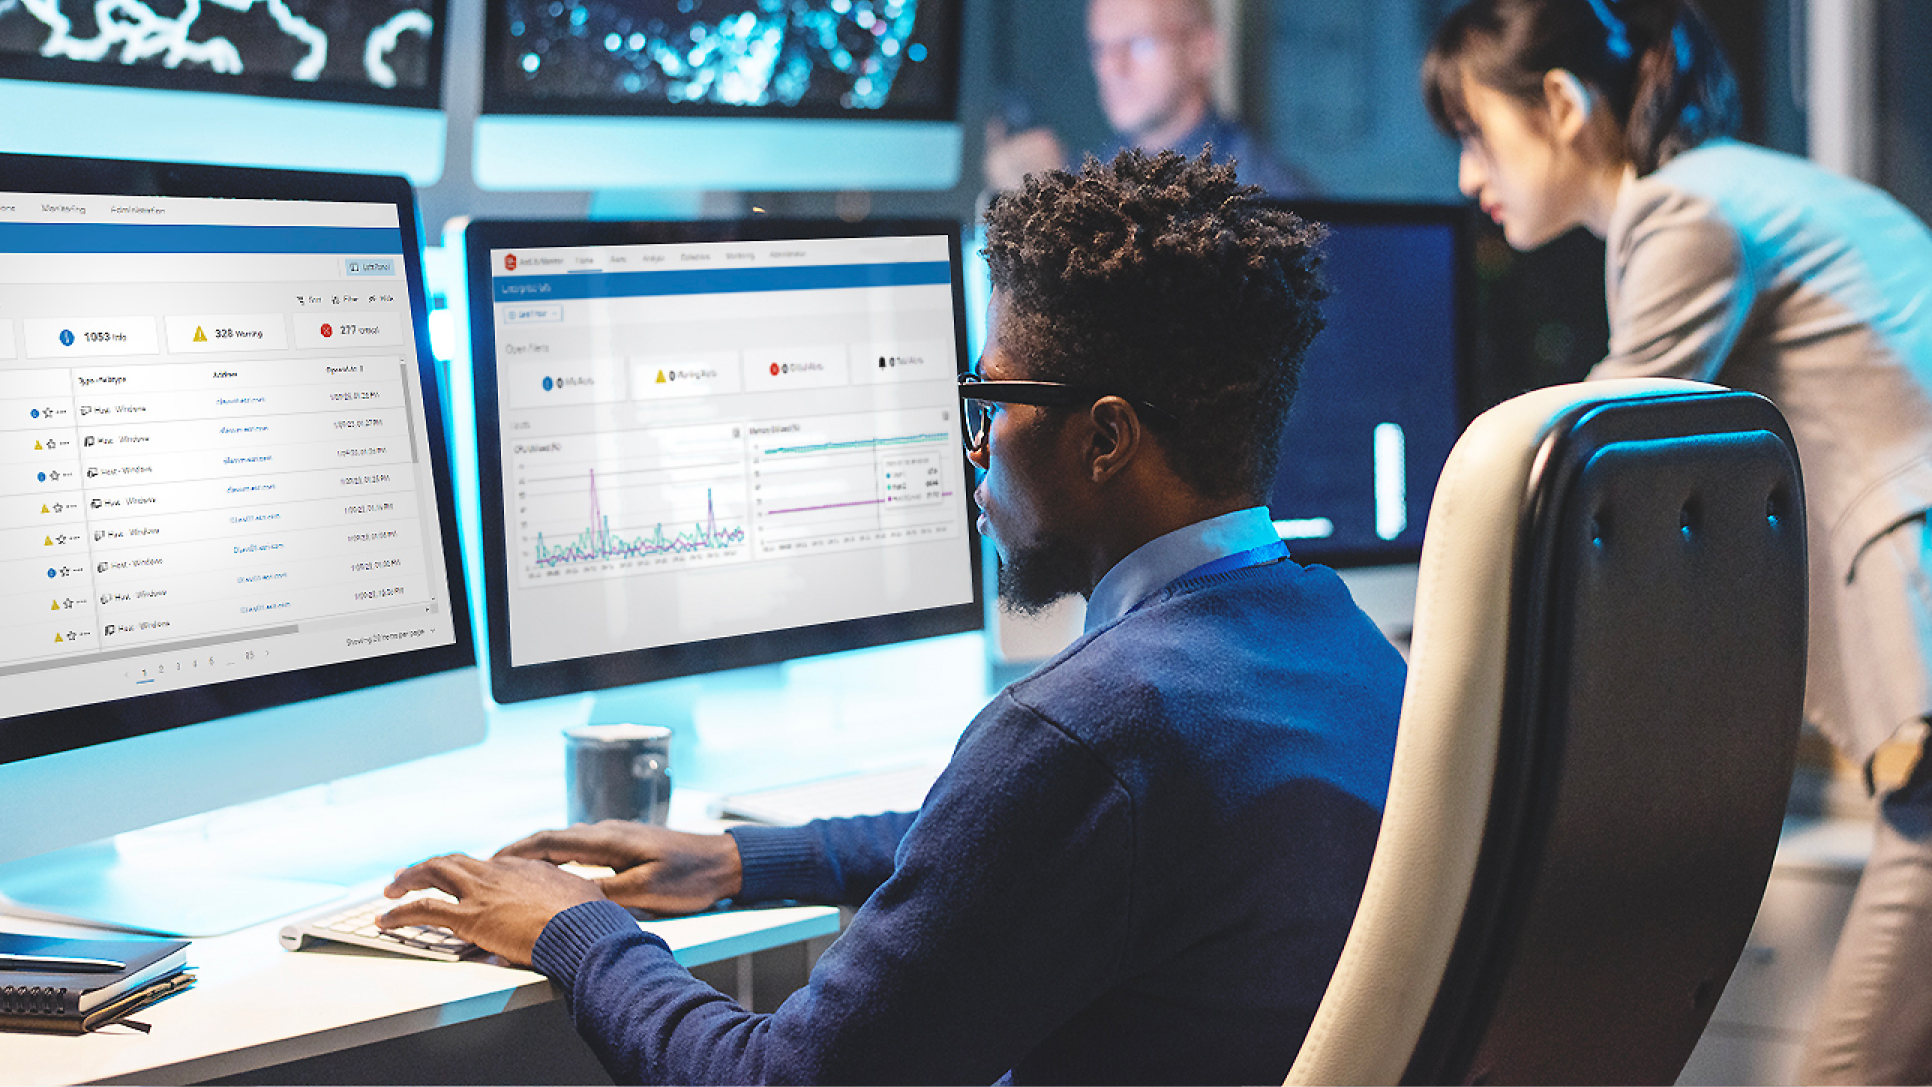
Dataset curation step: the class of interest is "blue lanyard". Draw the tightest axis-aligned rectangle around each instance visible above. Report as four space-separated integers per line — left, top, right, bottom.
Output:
1177 540 1291 583
1123 540 1290 619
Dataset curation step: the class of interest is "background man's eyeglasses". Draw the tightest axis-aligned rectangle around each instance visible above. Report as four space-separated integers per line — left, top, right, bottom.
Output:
956 373 1178 452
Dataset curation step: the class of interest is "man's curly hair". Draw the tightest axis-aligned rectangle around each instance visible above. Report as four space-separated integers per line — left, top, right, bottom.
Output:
981 148 1327 500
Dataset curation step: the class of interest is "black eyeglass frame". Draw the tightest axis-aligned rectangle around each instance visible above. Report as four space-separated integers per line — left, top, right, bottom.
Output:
955 373 1179 451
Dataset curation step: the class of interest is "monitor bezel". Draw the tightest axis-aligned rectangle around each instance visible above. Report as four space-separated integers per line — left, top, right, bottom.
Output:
1257 198 1478 571
0 152 475 766
465 216 984 705
0 3 448 111
479 0 960 122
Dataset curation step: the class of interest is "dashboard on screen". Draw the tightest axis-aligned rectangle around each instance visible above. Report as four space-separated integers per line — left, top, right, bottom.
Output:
467 220 982 702
0 161 469 766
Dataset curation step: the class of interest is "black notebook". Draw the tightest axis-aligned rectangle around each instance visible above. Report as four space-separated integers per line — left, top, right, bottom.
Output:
0 932 191 1034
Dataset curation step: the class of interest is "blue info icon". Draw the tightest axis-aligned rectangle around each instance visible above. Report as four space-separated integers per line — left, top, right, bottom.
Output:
58 329 75 347
543 376 554 391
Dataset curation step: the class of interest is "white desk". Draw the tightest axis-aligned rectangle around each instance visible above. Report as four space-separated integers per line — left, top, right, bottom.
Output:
1 634 996 1085
0 904 838 1086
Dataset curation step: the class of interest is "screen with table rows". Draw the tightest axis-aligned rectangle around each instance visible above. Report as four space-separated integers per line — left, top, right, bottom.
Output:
0 192 459 719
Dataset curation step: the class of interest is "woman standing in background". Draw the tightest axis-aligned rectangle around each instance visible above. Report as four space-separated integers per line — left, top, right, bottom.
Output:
1422 0 1932 1081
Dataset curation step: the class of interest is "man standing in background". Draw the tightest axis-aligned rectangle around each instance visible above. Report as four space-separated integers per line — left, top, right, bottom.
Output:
984 0 1307 195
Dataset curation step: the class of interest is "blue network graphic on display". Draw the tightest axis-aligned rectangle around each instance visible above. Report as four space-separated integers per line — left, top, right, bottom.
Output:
0 1 443 105
492 0 953 117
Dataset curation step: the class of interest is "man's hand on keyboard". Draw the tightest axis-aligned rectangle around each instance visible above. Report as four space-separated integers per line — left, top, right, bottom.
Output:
380 854 607 966
495 822 745 917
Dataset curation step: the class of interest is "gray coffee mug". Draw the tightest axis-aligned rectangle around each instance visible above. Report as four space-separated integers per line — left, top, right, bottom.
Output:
564 723 673 826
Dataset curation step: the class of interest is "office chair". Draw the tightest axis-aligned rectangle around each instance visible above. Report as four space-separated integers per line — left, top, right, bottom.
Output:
1288 379 1807 1086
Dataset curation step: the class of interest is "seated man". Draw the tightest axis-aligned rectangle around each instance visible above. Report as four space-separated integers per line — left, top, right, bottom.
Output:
383 150 1404 1086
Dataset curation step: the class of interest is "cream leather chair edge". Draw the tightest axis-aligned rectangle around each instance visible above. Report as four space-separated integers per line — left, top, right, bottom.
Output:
1286 378 1719 1086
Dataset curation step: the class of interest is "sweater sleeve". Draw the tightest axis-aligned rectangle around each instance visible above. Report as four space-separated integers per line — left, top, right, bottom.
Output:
532 692 1136 1085
1591 181 1756 384
727 811 918 906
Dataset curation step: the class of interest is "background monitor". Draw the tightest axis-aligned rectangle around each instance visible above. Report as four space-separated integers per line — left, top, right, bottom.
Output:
1260 201 1470 569
0 2 448 184
464 217 982 709
961 200 1469 573
956 201 1467 662
473 0 963 190
0 153 477 934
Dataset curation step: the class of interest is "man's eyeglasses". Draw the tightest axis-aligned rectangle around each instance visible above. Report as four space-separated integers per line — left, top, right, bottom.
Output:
1088 33 1172 67
956 372 1178 453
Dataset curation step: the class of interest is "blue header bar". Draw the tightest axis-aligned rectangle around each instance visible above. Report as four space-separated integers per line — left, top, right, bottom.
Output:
493 260 952 303
0 222 404 254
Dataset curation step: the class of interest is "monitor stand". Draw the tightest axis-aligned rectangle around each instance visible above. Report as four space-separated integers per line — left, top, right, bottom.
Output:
583 636 988 797
0 671 490 938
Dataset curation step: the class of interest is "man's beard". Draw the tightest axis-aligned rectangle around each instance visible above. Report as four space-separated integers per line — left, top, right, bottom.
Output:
996 532 1089 616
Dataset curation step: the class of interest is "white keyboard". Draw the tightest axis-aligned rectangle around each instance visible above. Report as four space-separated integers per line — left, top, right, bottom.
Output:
718 762 945 825
279 888 477 961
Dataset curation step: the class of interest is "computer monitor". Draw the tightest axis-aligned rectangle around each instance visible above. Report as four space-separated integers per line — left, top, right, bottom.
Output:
472 0 962 191
0 3 449 184
0 154 477 934
1261 201 1471 569
464 217 982 725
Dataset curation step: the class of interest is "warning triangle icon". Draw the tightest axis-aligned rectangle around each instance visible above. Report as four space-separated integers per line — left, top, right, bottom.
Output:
656 370 667 384
34 440 43 449
51 600 60 610
193 326 208 342
44 535 53 546
41 504 50 514
54 633 63 644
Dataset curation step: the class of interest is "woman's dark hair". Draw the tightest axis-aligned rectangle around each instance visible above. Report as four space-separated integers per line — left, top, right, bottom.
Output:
1423 0 1741 174
980 149 1327 501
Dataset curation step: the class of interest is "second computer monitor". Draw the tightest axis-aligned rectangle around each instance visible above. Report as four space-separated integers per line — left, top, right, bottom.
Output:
1262 201 1470 568
465 219 983 704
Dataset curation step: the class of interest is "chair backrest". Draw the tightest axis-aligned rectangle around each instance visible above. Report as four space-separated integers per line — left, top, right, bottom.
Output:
1288 379 1807 1086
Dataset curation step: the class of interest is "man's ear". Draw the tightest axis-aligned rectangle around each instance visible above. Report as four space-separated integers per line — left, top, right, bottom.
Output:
1542 68 1594 144
1086 396 1142 485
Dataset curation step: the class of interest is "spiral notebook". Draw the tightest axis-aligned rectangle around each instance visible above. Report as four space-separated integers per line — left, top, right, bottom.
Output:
0 932 190 1034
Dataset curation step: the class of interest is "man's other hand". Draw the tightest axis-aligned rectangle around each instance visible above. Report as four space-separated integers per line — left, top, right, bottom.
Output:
496 822 744 916
984 118 1069 192
381 854 606 966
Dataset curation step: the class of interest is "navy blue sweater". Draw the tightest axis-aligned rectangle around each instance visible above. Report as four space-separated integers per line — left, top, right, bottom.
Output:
532 559 1404 1084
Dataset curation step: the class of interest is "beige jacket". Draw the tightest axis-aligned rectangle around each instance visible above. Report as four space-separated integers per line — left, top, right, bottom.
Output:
1591 140 1932 762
